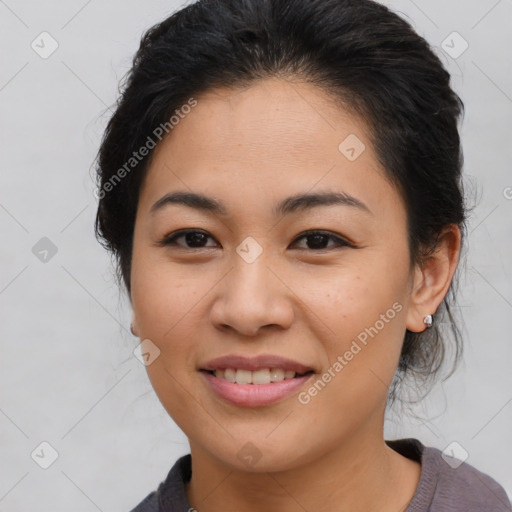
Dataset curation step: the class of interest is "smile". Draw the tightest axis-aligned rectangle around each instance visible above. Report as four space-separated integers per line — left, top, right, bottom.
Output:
206 368 313 385
199 354 316 407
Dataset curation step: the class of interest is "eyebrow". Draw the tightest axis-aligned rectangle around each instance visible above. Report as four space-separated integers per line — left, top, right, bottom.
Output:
150 190 372 217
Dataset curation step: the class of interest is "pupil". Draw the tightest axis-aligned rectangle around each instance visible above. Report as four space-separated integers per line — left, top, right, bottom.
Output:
308 234 327 249
187 232 206 247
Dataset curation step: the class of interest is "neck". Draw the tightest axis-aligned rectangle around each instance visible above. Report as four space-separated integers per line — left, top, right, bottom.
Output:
186 420 421 512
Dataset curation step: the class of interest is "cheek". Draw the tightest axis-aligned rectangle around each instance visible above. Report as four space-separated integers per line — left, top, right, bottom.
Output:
131 252 208 337
130 258 206 422
130 253 219 396
311 260 407 331
306 260 409 389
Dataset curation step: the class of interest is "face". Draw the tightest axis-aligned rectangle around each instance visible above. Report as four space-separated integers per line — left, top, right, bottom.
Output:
130 78 418 472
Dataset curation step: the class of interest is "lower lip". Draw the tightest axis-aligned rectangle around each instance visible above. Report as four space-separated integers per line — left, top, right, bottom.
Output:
201 371 314 407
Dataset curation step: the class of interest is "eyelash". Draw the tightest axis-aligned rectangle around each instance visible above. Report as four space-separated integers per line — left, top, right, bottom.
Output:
158 229 354 251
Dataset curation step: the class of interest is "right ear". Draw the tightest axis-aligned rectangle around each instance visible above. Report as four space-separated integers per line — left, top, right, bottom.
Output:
130 313 140 337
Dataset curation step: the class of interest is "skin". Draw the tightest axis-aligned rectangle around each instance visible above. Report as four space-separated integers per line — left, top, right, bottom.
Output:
130 78 461 512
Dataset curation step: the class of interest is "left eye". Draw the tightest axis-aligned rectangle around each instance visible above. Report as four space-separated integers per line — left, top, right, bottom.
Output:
291 230 351 250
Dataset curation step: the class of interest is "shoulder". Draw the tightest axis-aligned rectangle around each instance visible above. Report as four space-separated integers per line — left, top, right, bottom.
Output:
388 438 512 512
426 444 511 511
129 490 159 512
128 454 192 512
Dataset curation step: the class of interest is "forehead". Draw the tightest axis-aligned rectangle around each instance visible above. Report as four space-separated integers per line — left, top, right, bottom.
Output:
162 79 363 159
139 78 403 221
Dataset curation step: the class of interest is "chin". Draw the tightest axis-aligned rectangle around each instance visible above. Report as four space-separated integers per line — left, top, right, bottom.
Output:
201 434 317 473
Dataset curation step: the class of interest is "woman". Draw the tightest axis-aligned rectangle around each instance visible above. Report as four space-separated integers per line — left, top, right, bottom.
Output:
94 0 512 510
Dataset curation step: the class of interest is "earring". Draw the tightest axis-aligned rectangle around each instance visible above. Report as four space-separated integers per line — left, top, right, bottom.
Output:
130 323 136 336
423 314 433 328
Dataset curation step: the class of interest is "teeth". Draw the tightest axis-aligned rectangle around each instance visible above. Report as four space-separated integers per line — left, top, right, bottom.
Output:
270 368 284 382
224 368 236 382
212 368 302 384
252 369 271 384
235 369 252 384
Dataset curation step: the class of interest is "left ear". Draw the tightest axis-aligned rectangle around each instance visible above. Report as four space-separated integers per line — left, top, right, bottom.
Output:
406 224 461 333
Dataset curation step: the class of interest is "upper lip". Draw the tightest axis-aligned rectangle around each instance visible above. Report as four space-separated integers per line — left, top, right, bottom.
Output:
200 354 315 374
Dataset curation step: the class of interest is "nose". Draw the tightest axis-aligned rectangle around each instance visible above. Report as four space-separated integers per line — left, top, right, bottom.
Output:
209 252 294 337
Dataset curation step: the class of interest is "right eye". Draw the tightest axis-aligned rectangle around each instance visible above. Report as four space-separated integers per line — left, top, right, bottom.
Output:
158 229 219 249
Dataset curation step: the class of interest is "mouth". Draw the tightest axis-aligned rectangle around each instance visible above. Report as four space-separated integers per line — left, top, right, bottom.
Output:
199 354 316 407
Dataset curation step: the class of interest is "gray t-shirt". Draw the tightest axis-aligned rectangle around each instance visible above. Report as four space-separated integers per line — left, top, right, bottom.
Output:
130 438 512 511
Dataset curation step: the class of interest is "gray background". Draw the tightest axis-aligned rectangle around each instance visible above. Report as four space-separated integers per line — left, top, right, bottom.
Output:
1 0 511 510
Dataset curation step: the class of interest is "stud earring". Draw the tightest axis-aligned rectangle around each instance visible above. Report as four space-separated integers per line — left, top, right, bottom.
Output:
423 314 433 328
